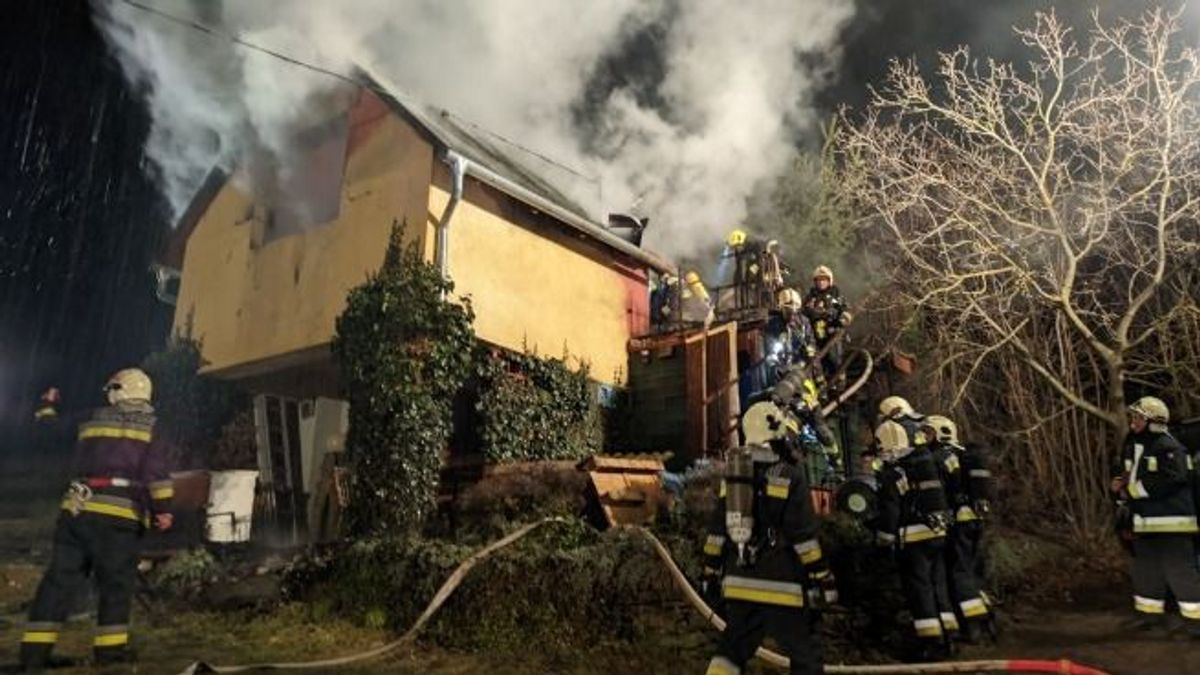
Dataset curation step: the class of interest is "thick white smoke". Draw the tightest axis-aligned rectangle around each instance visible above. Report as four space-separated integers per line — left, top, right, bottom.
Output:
95 0 854 257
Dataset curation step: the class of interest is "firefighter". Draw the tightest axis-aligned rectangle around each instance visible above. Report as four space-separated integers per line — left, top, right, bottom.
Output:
802 266 851 385
765 289 817 385
34 388 60 421
772 365 840 479
725 229 776 311
702 420 837 673
650 271 682 330
926 415 994 642
873 419 957 660
19 368 174 671
1110 396 1200 637
877 396 930 450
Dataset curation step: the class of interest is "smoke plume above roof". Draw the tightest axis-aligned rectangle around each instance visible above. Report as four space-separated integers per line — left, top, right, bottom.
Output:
94 0 854 257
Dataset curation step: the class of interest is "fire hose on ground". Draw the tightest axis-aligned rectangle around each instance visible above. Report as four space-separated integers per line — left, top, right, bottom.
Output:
178 518 1110 675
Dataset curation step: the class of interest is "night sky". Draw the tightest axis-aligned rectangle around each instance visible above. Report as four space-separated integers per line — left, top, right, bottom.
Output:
0 0 1187 431
1 0 171 428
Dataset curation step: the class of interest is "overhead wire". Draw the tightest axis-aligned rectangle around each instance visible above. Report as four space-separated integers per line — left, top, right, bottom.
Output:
110 0 599 189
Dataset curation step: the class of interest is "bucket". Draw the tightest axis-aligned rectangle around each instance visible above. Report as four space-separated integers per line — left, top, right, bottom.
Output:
206 470 259 543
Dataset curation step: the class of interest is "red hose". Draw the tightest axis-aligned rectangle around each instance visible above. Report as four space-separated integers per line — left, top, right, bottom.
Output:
1005 660 1110 675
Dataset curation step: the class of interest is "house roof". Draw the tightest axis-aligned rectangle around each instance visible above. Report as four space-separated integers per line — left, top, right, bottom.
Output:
359 71 591 220
358 67 673 274
161 68 674 274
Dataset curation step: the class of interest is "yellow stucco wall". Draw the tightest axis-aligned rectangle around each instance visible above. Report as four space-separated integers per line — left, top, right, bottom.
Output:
173 112 433 375
175 102 643 388
431 180 638 385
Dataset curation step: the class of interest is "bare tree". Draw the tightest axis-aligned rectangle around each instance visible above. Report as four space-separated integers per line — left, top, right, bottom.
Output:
834 10 1200 535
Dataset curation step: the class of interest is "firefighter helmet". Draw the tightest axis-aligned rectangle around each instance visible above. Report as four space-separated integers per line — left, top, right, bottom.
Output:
1129 396 1169 424
727 229 748 248
925 415 958 445
777 288 803 311
742 400 797 445
878 395 914 420
812 265 834 284
105 368 152 405
874 419 912 460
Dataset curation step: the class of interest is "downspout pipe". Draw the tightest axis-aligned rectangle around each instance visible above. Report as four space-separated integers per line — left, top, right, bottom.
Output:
436 151 469 288
444 149 675 275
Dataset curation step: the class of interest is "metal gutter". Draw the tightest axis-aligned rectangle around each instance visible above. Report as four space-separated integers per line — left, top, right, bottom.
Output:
445 149 676 274
435 152 468 288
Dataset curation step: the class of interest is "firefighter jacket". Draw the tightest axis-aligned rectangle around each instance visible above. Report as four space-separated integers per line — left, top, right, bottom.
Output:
765 312 817 370
874 447 950 546
62 401 174 527
802 286 847 342
703 454 830 608
931 441 993 524
1119 429 1198 535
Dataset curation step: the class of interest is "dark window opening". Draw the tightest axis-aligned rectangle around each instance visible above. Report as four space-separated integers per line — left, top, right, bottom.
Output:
261 112 351 243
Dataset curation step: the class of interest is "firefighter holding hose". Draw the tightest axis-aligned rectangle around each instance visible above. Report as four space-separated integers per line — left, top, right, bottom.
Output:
18 368 174 671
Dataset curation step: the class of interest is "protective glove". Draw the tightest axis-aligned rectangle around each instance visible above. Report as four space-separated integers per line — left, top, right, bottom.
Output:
925 510 950 533
973 499 991 517
806 572 839 609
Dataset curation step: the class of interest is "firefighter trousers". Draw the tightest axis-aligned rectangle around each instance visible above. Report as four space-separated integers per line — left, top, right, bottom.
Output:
19 513 139 668
946 522 989 622
899 539 958 642
1132 535 1200 629
706 601 822 675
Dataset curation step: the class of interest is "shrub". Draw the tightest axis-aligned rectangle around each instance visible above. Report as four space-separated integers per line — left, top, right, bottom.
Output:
140 336 245 469
332 224 476 536
475 349 602 463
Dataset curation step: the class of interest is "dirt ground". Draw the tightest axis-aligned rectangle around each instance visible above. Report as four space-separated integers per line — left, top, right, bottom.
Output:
0 450 1195 674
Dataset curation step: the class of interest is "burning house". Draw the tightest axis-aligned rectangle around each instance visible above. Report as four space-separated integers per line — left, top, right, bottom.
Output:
158 73 677 540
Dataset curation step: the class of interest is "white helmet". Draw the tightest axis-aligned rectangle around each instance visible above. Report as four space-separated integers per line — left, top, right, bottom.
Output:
741 401 797 446
105 368 153 405
925 415 959 445
777 288 803 311
1129 396 1169 432
874 420 912 461
878 395 914 421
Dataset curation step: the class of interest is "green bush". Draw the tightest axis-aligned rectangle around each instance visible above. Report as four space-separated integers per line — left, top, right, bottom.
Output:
289 519 699 658
332 224 476 536
140 336 245 469
475 349 602 463
150 547 219 597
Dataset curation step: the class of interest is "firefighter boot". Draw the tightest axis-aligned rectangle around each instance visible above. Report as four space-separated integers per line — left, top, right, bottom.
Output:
17 640 52 673
960 618 984 645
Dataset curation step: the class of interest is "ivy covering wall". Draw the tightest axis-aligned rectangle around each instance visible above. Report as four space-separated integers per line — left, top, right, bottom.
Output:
475 349 602 463
332 225 476 536
334 224 612 535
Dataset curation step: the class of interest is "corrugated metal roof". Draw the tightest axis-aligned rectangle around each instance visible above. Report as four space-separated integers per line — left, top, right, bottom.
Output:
358 66 674 273
357 66 591 220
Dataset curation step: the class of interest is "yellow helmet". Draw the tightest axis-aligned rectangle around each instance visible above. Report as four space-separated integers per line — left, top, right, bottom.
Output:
1129 396 1169 424
878 395 914 420
813 265 834 284
727 229 748 248
925 415 958 445
105 368 153 404
777 288 803 311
